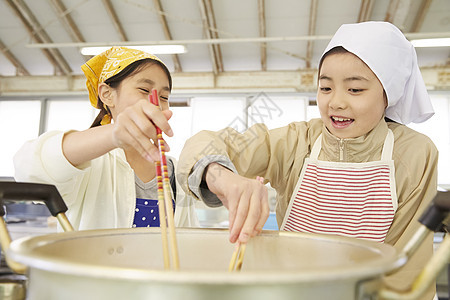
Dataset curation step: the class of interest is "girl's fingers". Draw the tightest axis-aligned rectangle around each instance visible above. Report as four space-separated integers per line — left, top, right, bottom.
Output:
254 190 270 235
115 114 160 161
162 109 173 121
254 176 269 235
141 101 173 137
229 188 251 243
227 196 238 233
208 170 268 244
229 177 268 244
161 137 171 152
227 182 243 232
123 102 163 140
114 100 174 161
238 180 268 243
127 126 159 161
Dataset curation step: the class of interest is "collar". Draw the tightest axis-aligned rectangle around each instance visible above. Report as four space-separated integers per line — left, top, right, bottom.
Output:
320 119 389 162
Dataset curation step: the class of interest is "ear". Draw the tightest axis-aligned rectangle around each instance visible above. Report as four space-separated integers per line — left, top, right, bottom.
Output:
98 83 115 108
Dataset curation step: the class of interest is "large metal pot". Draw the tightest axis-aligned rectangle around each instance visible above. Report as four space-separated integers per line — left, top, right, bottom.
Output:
0 182 449 300
8 228 400 300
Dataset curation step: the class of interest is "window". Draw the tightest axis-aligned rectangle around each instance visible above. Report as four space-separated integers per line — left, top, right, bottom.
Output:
248 93 307 129
409 94 450 186
46 100 97 132
190 97 247 134
0 100 41 177
168 106 193 160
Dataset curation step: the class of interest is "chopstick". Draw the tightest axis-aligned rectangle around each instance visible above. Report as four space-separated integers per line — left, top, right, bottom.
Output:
228 175 264 272
155 154 170 269
228 242 246 272
150 89 180 271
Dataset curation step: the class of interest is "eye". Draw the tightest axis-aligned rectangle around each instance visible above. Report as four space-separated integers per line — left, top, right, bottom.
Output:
349 88 364 93
319 87 331 92
160 96 169 102
139 88 150 93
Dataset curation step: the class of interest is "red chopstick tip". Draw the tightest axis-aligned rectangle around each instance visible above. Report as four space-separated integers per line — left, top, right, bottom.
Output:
149 90 159 106
152 89 158 103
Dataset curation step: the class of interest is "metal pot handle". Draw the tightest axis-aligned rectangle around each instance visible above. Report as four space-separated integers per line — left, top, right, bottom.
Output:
0 182 74 274
380 191 450 300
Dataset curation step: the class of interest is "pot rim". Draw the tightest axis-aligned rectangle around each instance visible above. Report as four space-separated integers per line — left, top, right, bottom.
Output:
8 228 403 285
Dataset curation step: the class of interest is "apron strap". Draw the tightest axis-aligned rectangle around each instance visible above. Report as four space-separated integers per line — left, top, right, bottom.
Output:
381 129 394 161
310 134 322 159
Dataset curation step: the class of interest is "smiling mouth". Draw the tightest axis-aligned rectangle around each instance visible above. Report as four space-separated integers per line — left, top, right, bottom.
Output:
331 116 354 126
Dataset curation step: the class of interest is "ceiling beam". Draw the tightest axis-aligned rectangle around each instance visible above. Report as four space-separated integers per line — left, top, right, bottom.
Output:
258 0 267 71
384 0 413 30
153 0 182 73
410 0 433 32
205 0 223 72
0 38 30 76
305 0 319 69
49 0 88 62
49 0 85 43
5 0 72 75
0 71 316 94
1 67 449 96
198 0 220 75
102 0 128 41
357 0 374 22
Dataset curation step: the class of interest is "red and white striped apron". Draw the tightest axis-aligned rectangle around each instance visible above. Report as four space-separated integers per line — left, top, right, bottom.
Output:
281 130 397 242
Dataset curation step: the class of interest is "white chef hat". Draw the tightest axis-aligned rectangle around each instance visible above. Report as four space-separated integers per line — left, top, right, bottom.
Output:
321 21 434 124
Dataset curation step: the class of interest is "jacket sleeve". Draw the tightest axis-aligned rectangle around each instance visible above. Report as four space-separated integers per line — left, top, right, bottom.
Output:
177 122 312 205
383 129 439 298
168 157 200 227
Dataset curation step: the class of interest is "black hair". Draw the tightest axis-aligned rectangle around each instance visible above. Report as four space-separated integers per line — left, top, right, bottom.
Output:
317 46 349 77
90 58 172 128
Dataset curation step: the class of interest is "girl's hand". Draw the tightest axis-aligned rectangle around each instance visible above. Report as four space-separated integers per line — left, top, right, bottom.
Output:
205 163 270 243
112 99 173 161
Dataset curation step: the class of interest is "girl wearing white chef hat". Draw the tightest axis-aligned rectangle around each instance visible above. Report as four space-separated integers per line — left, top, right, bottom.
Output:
177 22 438 298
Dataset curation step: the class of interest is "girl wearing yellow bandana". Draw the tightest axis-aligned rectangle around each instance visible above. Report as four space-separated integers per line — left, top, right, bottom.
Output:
14 47 199 230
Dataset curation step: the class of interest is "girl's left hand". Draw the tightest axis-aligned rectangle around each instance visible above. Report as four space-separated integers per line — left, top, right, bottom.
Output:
205 163 270 243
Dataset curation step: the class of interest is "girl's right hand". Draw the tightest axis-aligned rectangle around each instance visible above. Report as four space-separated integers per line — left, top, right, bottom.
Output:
112 99 173 162
205 163 270 244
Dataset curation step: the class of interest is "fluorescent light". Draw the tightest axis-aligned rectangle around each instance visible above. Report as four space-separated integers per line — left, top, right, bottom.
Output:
80 45 187 55
411 38 450 48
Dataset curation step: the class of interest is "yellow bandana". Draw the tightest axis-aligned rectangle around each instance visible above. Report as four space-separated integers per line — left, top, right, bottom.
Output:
81 46 165 124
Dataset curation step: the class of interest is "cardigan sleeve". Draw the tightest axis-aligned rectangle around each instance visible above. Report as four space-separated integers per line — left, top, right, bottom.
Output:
13 130 90 199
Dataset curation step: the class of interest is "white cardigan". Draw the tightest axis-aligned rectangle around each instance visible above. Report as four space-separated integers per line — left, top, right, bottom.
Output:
13 131 199 231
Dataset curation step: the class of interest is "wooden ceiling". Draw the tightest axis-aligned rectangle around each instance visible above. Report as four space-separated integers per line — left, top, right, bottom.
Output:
0 0 449 94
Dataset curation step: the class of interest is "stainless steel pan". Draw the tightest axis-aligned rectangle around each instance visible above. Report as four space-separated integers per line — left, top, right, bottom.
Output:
0 182 449 300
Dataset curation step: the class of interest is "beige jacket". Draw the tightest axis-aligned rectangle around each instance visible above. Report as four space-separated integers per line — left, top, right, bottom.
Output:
177 118 439 297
